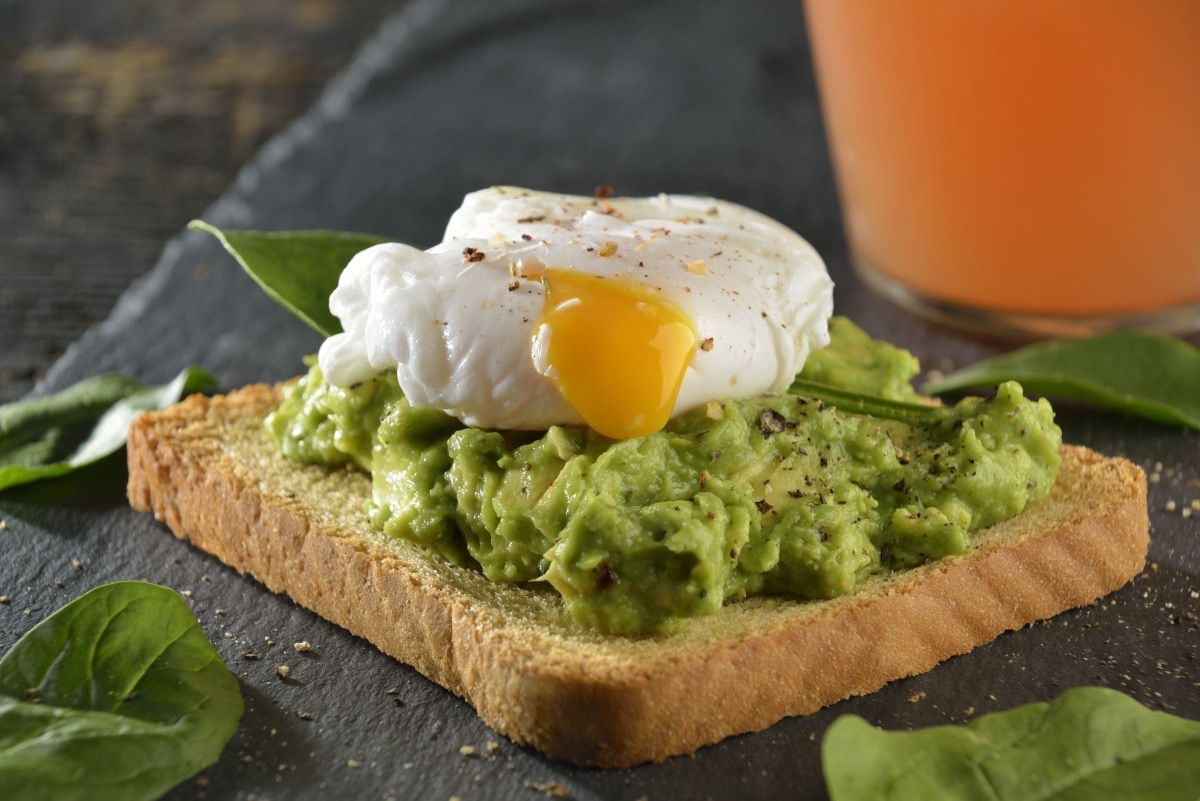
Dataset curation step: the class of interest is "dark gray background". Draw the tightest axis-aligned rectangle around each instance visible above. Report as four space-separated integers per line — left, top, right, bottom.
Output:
2 1 1197 799
0 0 407 404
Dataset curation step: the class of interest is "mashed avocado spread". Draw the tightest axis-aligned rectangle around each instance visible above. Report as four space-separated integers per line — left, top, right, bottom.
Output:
267 318 1061 634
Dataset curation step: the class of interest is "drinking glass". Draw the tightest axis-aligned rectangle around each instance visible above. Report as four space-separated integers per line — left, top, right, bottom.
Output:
803 0 1200 337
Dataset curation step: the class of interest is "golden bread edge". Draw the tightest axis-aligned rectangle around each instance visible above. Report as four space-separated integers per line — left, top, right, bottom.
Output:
126 384 1149 767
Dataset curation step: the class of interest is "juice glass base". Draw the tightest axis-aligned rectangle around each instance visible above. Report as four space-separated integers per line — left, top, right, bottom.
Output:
855 258 1200 340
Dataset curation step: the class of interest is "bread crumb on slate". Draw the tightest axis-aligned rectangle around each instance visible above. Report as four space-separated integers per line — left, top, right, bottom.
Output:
524 780 569 797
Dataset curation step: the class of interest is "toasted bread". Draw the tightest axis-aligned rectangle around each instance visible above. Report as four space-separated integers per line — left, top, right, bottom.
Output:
127 384 1148 766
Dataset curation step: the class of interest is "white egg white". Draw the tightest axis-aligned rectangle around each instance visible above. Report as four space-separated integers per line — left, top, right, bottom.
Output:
318 186 834 432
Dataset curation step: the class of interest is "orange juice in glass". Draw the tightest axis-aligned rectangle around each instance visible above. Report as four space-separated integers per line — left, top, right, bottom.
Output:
802 0 1200 336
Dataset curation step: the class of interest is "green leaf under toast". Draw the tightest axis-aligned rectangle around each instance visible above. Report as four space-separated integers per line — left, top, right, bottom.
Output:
0 366 217 491
922 332 1200 429
190 220 388 336
0 581 243 801
823 687 1200 801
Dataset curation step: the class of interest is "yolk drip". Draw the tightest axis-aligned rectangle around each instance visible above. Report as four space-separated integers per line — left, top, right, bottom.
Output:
537 268 697 440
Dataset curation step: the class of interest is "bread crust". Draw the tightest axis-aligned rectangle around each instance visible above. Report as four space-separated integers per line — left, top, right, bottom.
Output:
127 385 1149 766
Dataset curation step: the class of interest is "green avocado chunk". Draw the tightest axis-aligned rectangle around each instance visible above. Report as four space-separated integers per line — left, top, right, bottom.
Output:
267 319 1062 635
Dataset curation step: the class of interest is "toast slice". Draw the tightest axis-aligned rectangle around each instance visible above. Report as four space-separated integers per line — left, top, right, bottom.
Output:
127 384 1149 767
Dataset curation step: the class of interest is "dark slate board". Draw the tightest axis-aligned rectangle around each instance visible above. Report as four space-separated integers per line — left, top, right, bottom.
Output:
2 0 1197 799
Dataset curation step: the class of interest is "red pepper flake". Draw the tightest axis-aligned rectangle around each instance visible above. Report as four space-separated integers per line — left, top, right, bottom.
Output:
462 247 485 262
595 184 614 199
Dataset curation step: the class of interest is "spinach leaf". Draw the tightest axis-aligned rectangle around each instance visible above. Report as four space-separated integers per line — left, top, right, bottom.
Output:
788 316 939 423
0 581 243 801
0 366 217 492
922 332 1200 429
788 378 936 424
823 686 1200 801
190 220 388 336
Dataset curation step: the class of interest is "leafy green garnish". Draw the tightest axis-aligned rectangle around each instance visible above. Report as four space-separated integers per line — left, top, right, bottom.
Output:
0 581 243 801
923 332 1200 429
788 379 936 424
823 687 1200 801
190 220 388 336
788 316 938 423
0 366 217 491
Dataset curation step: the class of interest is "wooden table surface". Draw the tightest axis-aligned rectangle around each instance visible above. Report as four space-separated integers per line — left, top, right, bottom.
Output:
0 0 408 404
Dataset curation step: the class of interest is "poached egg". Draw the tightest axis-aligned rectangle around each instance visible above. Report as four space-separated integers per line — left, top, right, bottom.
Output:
318 187 833 439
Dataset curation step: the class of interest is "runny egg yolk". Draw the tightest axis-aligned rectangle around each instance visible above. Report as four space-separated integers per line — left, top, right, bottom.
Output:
536 268 698 440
